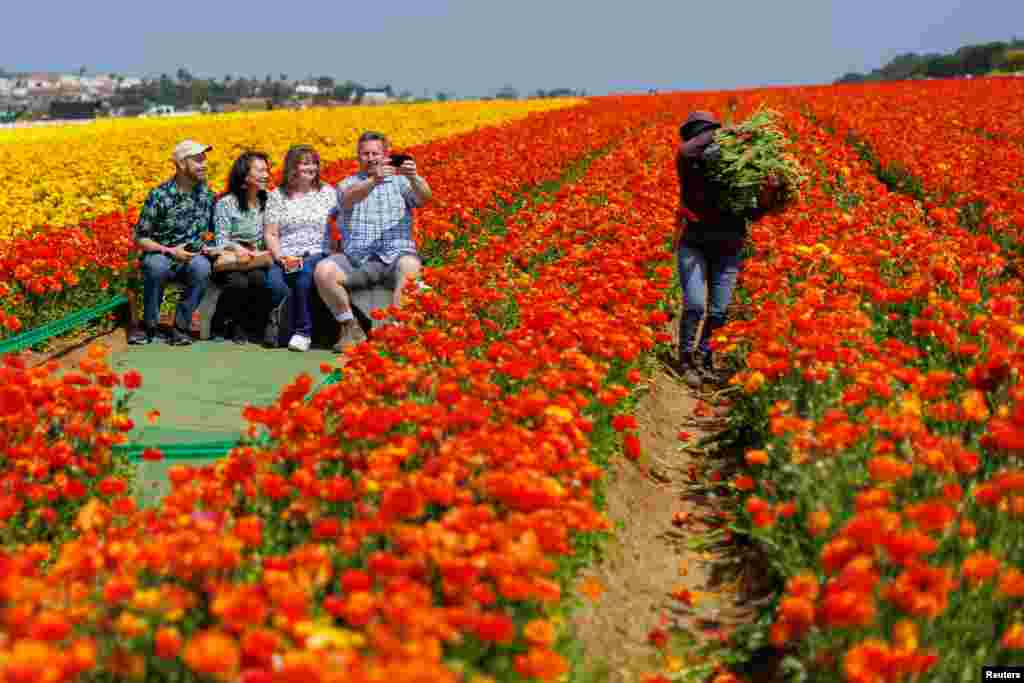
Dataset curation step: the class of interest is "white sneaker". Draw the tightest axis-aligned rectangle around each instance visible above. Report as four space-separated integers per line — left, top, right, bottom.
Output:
287 334 311 352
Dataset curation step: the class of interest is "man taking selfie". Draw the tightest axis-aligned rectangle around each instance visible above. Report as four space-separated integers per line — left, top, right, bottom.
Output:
314 130 432 352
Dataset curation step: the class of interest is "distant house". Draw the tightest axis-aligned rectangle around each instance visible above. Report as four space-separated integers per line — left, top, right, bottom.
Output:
361 89 391 105
239 97 270 111
294 83 320 96
0 78 11 96
118 77 143 90
140 104 176 117
26 74 59 94
81 75 115 93
219 97 271 113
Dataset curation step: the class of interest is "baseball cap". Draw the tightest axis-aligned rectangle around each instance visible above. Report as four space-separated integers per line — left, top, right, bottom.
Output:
172 140 212 163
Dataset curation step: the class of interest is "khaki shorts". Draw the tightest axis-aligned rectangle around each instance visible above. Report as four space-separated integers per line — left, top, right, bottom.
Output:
328 252 420 290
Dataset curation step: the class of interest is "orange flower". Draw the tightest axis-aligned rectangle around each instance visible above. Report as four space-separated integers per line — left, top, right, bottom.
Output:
819 589 876 628
1001 623 1024 649
960 389 990 422
647 627 669 649
514 647 568 681
778 596 815 631
734 475 756 491
882 563 956 619
745 449 769 466
807 509 832 537
746 496 776 527
892 619 919 651
523 619 557 647
671 586 696 606
867 455 913 483
998 568 1024 598
786 572 820 600
155 626 183 659
843 639 891 683
904 500 956 533
183 630 241 682
579 577 605 602
962 551 1000 586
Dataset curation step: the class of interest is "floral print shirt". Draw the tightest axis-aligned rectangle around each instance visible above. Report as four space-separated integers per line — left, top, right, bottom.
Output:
134 179 216 250
265 186 338 258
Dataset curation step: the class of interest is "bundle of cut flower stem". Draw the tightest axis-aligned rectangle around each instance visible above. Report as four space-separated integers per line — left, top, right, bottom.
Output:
708 108 806 216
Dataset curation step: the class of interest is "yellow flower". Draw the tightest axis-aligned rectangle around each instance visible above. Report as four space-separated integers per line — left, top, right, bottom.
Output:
0 99 581 240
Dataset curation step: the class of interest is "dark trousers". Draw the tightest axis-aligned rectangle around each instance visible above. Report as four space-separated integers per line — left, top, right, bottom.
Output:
141 253 212 331
265 254 324 338
213 268 269 331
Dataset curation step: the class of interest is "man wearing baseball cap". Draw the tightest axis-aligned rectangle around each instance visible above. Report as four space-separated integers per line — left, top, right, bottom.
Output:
129 140 216 345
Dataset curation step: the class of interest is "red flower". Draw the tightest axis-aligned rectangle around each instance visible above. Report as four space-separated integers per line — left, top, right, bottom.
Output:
123 369 142 390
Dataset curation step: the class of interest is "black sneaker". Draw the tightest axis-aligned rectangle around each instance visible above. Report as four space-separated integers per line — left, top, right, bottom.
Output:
264 301 285 348
676 355 705 389
231 322 248 345
127 325 153 345
168 327 193 346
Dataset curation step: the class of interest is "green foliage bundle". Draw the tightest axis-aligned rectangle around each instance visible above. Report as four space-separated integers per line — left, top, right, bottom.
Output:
707 108 806 216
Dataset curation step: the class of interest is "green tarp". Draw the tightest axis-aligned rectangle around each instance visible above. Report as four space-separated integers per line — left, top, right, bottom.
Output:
109 340 337 506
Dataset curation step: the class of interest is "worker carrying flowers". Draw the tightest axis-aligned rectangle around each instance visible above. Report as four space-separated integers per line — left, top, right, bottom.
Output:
672 108 802 388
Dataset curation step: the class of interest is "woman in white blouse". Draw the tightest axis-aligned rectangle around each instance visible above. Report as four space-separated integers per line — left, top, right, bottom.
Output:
263 145 338 350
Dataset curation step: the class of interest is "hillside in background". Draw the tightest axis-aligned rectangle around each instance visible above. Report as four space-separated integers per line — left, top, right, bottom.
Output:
836 38 1024 83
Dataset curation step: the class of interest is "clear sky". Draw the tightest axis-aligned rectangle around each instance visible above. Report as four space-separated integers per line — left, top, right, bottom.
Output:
2 0 1020 96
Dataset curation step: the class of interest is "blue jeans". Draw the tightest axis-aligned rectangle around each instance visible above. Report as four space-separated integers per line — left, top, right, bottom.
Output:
677 243 741 364
266 253 324 337
141 253 212 331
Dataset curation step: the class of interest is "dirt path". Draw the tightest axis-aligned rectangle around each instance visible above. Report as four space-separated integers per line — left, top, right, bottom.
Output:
573 360 766 682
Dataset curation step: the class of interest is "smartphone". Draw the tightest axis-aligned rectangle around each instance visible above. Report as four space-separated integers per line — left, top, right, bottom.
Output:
389 153 413 168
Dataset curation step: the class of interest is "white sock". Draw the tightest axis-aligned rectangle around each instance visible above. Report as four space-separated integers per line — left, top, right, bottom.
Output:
335 310 354 323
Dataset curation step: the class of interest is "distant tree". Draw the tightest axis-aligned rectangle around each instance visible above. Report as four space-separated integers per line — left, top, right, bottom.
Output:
176 67 193 84
546 87 575 98
955 42 1008 75
1003 49 1024 72
835 36 1024 83
398 89 413 101
436 91 449 102
158 73 175 105
495 84 518 100
333 80 361 102
316 75 335 92
835 72 867 84
78 66 87 77
190 79 210 107
279 73 288 82
265 74 273 84
225 74 233 84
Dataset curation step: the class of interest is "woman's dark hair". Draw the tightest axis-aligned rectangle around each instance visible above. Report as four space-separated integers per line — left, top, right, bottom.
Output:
281 144 323 195
227 151 270 212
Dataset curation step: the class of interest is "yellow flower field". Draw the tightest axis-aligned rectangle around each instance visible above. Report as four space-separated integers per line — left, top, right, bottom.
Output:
0 98 580 240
